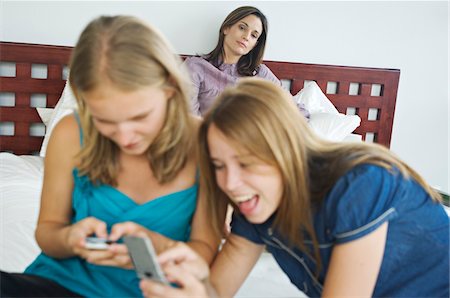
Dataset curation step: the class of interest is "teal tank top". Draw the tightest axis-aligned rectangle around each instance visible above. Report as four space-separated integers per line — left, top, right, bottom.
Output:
25 115 198 297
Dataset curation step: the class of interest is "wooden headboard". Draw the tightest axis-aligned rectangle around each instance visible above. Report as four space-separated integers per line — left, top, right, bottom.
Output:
0 41 400 155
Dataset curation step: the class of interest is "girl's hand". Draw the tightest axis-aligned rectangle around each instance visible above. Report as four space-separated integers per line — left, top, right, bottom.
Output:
109 221 175 253
108 221 149 241
139 242 213 297
139 267 210 298
85 221 157 269
82 242 133 269
68 216 108 256
66 217 132 268
158 242 209 281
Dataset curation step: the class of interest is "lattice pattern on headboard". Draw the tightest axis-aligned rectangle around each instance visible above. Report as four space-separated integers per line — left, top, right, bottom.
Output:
0 42 400 155
264 61 400 148
0 42 72 154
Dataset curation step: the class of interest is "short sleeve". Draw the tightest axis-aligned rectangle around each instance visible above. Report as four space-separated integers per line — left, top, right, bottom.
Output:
230 212 265 244
325 165 399 244
183 57 202 116
257 64 281 86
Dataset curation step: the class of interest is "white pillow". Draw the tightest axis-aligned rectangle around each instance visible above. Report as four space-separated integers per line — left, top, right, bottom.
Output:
294 81 339 115
294 81 361 141
36 107 54 127
309 113 361 142
343 133 363 143
39 80 78 157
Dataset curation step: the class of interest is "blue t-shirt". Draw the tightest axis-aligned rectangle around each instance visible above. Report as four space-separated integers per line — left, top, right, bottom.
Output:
232 164 449 297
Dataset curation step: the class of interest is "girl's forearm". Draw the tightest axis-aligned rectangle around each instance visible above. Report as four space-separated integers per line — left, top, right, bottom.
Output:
35 222 74 258
187 238 219 265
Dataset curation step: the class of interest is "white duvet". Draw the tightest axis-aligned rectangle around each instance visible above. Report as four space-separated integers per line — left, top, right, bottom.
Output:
0 152 303 297
0 153 43 272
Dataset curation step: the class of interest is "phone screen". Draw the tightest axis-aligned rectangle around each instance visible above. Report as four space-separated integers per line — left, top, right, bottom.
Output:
124 236 169 284
85 237 112 250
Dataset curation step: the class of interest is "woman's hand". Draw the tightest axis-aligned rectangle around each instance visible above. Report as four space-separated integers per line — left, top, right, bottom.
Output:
139 242 213 298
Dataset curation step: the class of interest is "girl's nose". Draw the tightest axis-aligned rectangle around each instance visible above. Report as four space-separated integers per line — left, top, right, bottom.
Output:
115 124 134 147
225 166 243 192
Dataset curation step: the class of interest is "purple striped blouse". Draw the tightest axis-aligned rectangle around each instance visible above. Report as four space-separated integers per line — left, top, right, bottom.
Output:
183 56 309 119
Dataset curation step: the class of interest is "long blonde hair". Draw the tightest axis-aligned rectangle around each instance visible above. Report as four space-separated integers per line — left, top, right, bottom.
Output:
69 15 194 185
198 78 442 270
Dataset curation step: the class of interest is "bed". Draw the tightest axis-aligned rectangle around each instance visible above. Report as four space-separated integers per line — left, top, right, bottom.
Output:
0 41 400 296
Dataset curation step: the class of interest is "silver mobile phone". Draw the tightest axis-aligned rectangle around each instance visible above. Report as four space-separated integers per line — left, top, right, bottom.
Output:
85 237 113 250
123 236 169 284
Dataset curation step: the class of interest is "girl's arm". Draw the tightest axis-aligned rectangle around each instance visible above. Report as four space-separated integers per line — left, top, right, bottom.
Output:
185 187 222 264
322 222 388 297
209 233 265 297
36 115 109 258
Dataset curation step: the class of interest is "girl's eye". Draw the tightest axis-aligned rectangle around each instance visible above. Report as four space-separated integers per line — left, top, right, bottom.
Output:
133 111 152 121
239 24 245 30
239 162 251 169
251 33 258 39
94 118 113 125
133 115 147 121
212 163 225 170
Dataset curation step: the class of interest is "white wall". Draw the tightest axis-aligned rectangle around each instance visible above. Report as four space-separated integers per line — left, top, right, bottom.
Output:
1 1 448 193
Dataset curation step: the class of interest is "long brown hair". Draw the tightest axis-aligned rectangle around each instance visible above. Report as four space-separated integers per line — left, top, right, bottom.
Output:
206 6 268 76
69 15 194 185
198 78 442 271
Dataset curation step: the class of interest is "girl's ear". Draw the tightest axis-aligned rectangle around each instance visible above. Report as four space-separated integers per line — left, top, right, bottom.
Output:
223 26 230 35
164 77 177 99
164 87 175 99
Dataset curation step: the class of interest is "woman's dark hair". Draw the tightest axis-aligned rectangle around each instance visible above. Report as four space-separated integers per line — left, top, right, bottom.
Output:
206 6 268 76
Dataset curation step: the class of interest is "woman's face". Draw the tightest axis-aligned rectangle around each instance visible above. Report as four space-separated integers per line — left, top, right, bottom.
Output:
83 83 171 155
207 124 283 224
222 14 263 63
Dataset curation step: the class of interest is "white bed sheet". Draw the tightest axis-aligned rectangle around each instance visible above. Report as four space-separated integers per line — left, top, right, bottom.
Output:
236 252 305 297
0 152 304 296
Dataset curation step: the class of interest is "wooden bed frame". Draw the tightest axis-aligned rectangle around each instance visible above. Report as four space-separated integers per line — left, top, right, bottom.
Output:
0 41 400 155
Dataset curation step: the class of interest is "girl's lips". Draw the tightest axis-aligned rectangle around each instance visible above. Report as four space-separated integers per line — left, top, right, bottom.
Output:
124 142 138 149
238 195 259 216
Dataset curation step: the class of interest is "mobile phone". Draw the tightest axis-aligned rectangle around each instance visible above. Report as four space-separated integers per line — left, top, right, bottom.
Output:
85 237 113 250
123 236 169 284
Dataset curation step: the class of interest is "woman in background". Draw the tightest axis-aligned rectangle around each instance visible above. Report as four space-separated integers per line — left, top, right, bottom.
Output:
184 6 309 119
185 6 309 234
140 78 449 298
0 15 218 297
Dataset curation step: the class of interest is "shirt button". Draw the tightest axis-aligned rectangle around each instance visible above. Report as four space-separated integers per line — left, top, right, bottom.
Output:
326 228 331 234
